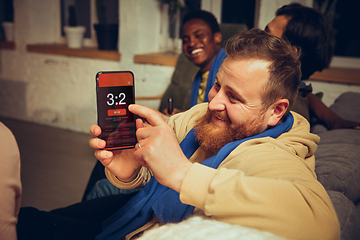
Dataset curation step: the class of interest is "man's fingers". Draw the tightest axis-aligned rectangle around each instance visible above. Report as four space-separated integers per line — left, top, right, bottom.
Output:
94 150 114 169
89 137 106 150
94 149 113 160
136 118 145 129
129 104 166 127
90 125 101 137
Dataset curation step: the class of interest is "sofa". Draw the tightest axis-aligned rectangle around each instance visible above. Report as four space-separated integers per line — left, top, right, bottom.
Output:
312 91 360 240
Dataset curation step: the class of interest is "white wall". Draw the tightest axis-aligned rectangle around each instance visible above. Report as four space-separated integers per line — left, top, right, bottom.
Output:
0 0 173 133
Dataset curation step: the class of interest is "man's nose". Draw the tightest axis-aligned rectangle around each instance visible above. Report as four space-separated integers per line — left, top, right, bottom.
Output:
188 36 197 47
208 91 226 112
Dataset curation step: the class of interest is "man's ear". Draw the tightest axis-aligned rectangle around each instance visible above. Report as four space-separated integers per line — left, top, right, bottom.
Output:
267 99 289 126
214 32 222 45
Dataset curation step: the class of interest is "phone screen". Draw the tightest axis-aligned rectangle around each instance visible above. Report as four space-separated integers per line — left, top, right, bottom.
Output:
96 71 137 150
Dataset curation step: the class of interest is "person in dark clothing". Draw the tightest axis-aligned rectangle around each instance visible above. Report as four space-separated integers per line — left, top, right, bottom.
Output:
265 3 360 130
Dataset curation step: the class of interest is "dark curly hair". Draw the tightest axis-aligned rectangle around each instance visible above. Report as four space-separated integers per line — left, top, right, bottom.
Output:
182 10 220 35
276 3 335 80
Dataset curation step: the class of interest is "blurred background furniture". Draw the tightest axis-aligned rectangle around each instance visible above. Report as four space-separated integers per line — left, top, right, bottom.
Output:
312 92 360 240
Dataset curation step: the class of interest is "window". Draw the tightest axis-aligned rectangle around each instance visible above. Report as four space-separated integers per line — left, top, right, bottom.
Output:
221 0 256 28
60 0 91 38
0 0 14 41
314 0 360 58
60 0 118 47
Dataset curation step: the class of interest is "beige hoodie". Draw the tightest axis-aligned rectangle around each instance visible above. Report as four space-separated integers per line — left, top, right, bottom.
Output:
109 103 340 240
171 103 339 240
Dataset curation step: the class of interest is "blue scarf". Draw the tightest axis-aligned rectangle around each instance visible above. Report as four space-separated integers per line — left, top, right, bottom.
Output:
96 113 294 240
190 48 227 107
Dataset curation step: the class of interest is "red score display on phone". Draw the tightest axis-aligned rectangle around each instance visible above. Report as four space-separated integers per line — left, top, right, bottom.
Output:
98 71 133 87
108 109 126 116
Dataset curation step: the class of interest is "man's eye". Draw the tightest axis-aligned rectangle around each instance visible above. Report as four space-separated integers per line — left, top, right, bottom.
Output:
195 33 203 39
229 94 240 102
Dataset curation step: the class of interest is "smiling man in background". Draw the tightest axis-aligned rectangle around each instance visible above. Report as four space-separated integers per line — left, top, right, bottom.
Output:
161 9 227 115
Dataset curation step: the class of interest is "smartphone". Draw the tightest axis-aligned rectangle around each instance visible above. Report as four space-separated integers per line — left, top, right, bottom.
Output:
96 71 137 150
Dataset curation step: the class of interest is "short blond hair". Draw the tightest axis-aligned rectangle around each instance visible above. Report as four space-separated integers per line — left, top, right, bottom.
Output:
225 28 301 115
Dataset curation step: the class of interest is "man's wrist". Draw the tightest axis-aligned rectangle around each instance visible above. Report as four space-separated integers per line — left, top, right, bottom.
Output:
117 168 141 183
105 167 152 190
171 161 193 193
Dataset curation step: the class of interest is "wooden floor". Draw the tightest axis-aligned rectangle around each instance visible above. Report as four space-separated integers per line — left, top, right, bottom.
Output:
0 116 98 211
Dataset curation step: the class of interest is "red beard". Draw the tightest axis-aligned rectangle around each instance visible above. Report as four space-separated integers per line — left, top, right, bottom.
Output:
194 109 265 154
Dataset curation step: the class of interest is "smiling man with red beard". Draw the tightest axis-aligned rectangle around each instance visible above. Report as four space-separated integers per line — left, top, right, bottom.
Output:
194 57 271 154
88 29 339 240
17 29 339 240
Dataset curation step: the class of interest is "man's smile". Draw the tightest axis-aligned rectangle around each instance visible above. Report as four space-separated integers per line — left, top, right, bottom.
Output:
191 48 203 55
212 112 230 126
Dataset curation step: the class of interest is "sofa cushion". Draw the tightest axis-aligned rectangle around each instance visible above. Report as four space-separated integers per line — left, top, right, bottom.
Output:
327 191 360 240
311 91 360 134
329 92 360 122
315 129 360 202
314 91 360 202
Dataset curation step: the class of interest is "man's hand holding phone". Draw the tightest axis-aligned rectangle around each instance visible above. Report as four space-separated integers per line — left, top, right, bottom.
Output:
90 104 192 193
129 104 192 193
89 124 142 180
94 71 191 191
